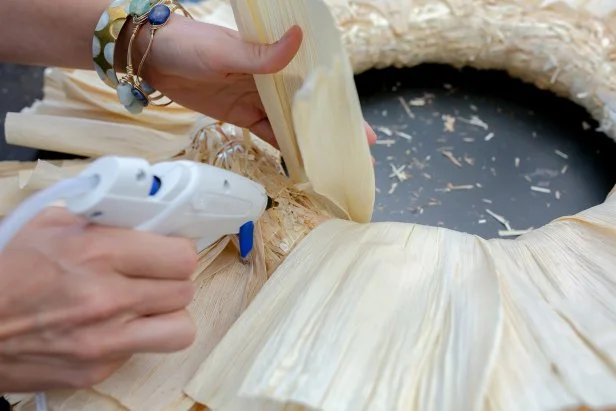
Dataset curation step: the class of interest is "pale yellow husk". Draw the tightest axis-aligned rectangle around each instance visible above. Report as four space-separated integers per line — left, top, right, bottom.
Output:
4 0 616 410
6 125 332 410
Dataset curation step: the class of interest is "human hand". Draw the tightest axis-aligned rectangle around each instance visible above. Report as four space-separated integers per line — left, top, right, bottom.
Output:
0 207 198 392
117 17 378 148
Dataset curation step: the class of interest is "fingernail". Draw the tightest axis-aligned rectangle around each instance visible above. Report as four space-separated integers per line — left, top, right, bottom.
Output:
276 32 291 44
277 25 299 44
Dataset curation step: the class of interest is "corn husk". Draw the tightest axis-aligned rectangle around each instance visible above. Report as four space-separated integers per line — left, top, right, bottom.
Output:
187 1 616 410
187 198 616 411
5 0 616 410
3 59 332 411
229 0 375 222
6 125 331 410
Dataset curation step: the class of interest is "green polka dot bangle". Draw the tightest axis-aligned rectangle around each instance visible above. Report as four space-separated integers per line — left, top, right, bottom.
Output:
92 0 133 89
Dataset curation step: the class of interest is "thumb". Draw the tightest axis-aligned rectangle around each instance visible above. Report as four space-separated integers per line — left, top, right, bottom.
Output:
206 25 303 74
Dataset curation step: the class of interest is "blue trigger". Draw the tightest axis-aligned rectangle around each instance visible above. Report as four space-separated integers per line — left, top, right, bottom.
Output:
238 221 254 259
149 176 161 196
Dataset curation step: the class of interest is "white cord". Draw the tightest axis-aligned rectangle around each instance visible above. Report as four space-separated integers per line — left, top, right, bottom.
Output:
34 392 47 411
0 175 99 411
0 175 99 249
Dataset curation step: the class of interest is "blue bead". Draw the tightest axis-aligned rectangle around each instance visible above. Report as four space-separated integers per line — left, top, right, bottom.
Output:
124 100 144 114
131 87 149 107
129 0 152 17
148 4 171 26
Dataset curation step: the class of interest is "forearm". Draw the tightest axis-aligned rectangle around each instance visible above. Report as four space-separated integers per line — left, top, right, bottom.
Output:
0 0 111 69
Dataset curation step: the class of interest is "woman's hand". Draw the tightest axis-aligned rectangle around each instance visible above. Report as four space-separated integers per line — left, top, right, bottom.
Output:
118 17 378 148
0 207 198 392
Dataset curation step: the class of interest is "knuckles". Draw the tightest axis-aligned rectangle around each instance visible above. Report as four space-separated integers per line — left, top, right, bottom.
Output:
69 339 111 363
31 207 84 228
67 234 119 268
77 283 132 323
77 231 198 280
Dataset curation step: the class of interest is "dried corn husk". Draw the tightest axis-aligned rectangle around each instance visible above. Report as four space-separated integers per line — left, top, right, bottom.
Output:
186 1 616 410
187 197 616 411
3 60 332 410
5 0 616 410
229 0 375 222
6 125 331 410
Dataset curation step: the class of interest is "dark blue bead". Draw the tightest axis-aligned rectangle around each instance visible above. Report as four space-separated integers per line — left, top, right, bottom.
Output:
131 87 149 107
148 4 171 26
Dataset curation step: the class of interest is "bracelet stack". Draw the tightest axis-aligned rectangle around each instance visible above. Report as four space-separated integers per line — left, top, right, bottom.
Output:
92 0 193 114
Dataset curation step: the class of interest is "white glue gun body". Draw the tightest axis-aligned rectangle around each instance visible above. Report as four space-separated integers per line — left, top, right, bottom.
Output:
65 156 270 257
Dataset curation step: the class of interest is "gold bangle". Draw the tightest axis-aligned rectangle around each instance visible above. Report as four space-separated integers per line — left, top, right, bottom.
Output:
116 17 151 113
92 0 132 89
116 0 161 112
136 1 192 107
117 0 193 113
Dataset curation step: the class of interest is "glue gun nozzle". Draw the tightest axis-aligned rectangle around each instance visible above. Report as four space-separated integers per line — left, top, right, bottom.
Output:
266 196 276 210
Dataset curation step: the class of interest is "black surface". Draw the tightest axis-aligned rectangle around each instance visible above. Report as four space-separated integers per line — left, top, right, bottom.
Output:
358 64 616 238
0 64 72 162
0 396 10 411
1 63 616 240
0 64 43 161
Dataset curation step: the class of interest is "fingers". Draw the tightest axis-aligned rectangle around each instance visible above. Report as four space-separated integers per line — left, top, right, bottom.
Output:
6 309 195 362
364 121 377 165
52 311 196 358
3 276 195 358
9 207 87 247
364 121 377 145
27 206 86 228
107 310 196 354
129 278 196 316
250 118 278 148
0 356 129 391
203 24 303 74
83 227 198 280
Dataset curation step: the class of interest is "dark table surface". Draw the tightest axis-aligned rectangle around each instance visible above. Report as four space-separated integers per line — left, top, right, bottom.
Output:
359 65 616 238
1 63 615 239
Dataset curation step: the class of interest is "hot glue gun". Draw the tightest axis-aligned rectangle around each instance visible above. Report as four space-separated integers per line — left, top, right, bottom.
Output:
69 156 273 258
0 156 273 260
0 156 273 411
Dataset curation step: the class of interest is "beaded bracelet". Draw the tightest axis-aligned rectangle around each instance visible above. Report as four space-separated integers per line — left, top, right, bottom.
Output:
117 0 193 114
